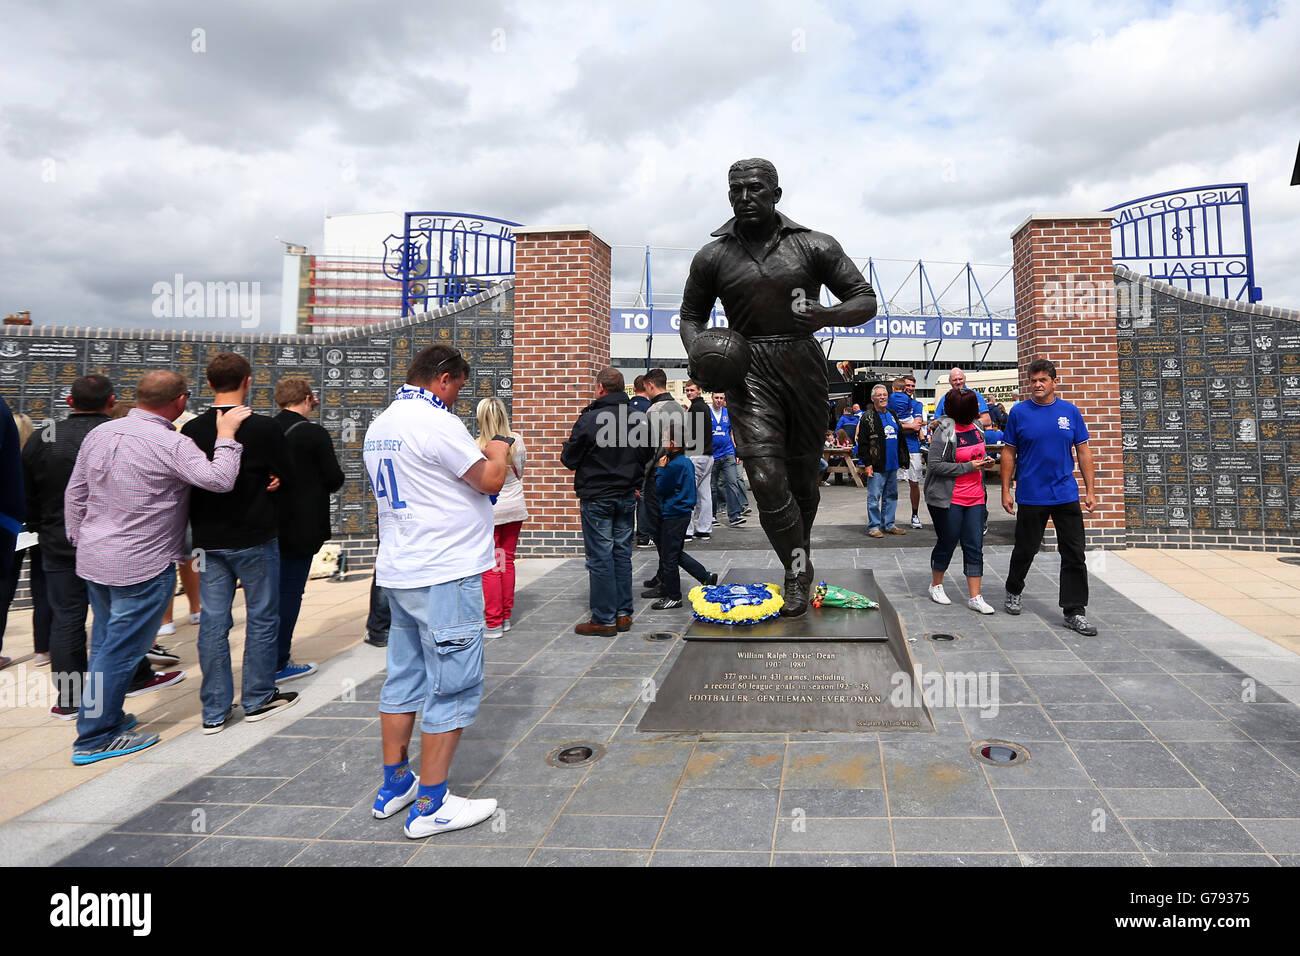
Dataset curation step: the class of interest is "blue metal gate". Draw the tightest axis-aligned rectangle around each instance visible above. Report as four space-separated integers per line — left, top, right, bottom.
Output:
383 211 521 316
1105 184 1262 302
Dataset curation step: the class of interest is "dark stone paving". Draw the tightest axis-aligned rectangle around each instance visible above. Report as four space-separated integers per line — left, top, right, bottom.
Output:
56 546 1300 867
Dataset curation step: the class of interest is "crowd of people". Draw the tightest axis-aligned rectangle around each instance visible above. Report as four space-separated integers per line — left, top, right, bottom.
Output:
0 357 353 764
563 368 756 627
828 363 1096 633
0 346 1099 840
358 350 1098 840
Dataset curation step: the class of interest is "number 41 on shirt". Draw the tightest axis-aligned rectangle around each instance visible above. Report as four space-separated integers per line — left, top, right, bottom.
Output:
372 457 407 509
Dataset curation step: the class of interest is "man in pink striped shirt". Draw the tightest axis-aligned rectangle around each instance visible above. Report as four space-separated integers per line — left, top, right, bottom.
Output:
64 370 248 764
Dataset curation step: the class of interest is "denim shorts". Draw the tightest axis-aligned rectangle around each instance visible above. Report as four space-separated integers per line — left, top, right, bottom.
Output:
380 575 486 734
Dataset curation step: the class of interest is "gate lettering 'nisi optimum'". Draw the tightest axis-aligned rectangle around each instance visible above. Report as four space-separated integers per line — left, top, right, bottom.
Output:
1106 184 1262 303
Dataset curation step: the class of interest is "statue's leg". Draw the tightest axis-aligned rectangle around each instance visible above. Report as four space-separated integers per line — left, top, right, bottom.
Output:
744 456 802 566
745 455 810 616
786 451 821 587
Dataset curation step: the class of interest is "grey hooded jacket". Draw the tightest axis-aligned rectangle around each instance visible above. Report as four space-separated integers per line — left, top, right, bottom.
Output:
922 416 987 510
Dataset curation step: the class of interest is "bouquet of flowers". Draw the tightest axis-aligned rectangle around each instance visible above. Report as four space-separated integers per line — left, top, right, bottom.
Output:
811 581 878 610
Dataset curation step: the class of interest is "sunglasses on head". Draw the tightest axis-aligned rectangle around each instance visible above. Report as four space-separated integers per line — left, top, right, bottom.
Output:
434 350 465 376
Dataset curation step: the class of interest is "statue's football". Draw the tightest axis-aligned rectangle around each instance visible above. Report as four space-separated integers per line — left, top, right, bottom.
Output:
687 327 752 393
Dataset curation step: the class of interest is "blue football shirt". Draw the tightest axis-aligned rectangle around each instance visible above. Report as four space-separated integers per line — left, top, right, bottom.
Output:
710 407 735 459
1002 397 1090 506
887 393 921 455
879 410 900 471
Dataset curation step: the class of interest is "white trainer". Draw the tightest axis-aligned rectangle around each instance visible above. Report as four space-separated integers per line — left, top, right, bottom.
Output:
928 585 951 605
404 793 499 839
156 621 176 637
373 772 420 819
969 595 995 615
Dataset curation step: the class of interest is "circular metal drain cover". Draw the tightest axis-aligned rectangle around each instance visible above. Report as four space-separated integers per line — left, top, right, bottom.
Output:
545 742 606 769
642 631 677 643
926 632 960 643
971 740 1029 767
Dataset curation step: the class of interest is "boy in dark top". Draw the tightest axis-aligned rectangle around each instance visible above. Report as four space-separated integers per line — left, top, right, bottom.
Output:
182 352 298 733
651 428 716 610
272 377 344 683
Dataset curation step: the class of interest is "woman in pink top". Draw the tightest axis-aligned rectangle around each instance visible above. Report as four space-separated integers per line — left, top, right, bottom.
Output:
921 389 997 614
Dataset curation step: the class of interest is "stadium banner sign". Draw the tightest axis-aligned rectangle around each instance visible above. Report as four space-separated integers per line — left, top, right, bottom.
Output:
610 308 1015 340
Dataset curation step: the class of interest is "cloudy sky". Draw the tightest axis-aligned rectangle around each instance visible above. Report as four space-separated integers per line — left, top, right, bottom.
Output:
2 0 1297 332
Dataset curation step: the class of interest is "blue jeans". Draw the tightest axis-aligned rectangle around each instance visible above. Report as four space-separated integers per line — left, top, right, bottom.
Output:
930 503 987 578
382 576 485 734
197 540 281 724
712 453 745 521
580 494 635 625
77 564 176 751
277 554 314 670
867 469 899 531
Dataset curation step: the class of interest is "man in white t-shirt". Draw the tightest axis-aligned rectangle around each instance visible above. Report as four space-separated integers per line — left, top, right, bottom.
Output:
363 345 511 839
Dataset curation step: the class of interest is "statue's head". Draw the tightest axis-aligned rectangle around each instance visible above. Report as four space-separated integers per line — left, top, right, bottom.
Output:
727 158 781 227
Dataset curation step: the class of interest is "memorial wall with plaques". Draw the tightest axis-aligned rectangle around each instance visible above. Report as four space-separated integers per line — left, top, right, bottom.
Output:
1116 266 1300 547
0 285 514 547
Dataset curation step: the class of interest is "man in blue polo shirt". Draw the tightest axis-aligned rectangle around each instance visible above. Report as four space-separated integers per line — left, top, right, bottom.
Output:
935 367 993 428
1000 358 1098 635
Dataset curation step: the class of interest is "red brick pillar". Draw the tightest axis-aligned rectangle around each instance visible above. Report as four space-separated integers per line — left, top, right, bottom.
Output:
1010 214 1125 548
511 225 612 556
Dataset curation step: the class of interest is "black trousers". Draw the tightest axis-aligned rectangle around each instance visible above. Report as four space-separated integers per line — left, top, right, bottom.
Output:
1005 501 1089 614
642 469 661 543
656 515 711 601
45 564 152 709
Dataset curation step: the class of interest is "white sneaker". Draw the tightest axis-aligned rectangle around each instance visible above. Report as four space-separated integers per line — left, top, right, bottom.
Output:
156 621 176 637
188 612 201 625
503 619 512 632
404 793 498 839
484 626 504 640
372 772 420 819
929 585 951 605
969 595 995 615
911 515 922 529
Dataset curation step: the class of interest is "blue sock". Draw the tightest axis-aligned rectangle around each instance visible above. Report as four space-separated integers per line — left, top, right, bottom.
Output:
382 761 411 793
412 780 448 816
